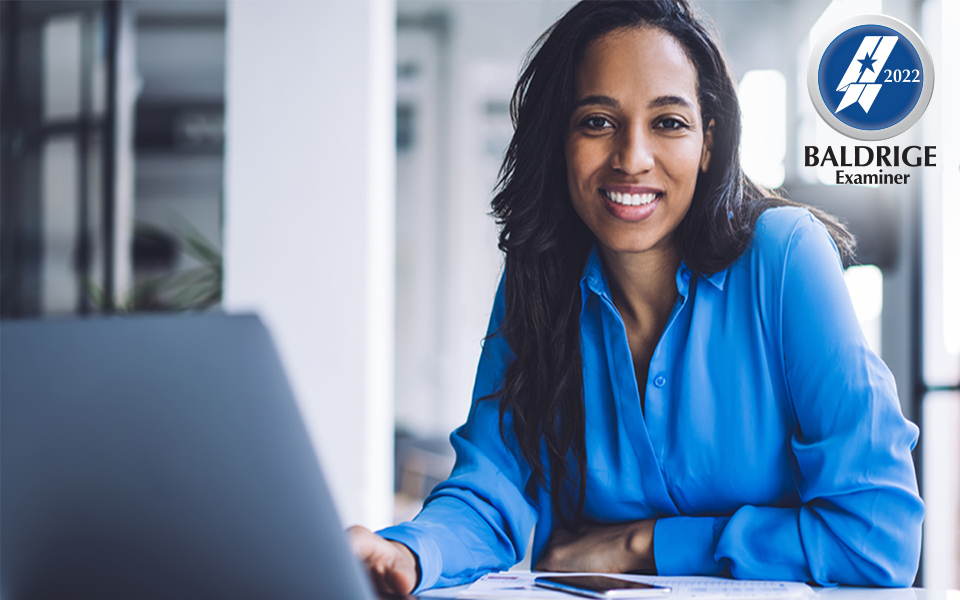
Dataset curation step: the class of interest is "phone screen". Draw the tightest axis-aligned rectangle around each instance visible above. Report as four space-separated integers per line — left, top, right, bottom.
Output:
534 575 670 598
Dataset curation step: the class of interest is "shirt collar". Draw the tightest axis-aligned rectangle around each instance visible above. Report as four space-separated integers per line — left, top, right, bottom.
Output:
699 266 728 291
580 243 729 301
581 245 610 300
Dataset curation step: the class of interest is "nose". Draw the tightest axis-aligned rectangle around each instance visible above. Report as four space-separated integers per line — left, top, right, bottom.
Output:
610 125 655 174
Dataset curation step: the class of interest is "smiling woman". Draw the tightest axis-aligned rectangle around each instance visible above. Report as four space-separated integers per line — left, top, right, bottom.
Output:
348 0 923 594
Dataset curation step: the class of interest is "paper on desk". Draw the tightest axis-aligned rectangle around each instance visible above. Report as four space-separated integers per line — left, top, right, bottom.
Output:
457 572 814 600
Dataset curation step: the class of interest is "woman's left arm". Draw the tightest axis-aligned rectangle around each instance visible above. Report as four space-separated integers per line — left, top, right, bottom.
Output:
653 212 924 586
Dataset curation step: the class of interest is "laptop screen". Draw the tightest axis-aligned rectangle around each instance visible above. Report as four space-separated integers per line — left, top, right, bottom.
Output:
1 314 377 600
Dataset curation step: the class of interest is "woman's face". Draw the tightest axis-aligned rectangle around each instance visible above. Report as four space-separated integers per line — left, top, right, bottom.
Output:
566 26 712 257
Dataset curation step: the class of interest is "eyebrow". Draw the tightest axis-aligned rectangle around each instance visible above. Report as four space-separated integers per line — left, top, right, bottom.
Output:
572 94 695 111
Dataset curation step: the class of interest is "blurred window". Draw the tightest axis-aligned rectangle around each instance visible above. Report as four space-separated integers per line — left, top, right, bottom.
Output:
1 1 111 317
922 0 960 382
920 0 959 588
844 264 883 355
739 69 786 189
131 1 225 313
922 391 960 589
0 0 225 318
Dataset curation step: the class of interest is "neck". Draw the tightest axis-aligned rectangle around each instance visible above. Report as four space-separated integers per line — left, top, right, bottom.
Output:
599 242 681 326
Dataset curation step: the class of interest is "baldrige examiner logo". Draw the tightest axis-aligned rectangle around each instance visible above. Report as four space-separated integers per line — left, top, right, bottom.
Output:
805 14 936 185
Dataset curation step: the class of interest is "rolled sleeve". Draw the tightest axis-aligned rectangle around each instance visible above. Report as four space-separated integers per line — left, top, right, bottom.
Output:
654 516 729 577
378 522 444 593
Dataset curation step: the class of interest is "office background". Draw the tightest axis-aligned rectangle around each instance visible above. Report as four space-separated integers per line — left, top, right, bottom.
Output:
0 0 956 588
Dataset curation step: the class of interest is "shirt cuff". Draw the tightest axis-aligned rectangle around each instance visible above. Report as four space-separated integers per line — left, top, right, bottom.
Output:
378 522 443 593
654 516 730 577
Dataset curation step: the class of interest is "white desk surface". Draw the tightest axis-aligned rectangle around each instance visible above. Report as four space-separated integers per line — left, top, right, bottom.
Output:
415 581 960 600
811 590 959 600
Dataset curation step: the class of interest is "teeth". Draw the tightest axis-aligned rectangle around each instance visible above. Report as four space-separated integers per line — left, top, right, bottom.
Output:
605 190 657 206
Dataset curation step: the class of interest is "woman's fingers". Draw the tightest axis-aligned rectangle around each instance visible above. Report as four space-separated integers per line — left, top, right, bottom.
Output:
346 525 419 595
384 560 418 596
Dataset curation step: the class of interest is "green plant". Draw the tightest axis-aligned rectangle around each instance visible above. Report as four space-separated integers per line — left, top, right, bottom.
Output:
85 222 222 313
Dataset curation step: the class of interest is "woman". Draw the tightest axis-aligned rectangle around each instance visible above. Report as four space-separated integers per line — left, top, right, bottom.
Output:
349 0 923 593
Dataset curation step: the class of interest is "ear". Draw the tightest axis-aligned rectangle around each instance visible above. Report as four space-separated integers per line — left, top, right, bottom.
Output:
700 119 715 173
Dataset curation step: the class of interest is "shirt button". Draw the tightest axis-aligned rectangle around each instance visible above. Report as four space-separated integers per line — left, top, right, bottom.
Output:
654 375 666 388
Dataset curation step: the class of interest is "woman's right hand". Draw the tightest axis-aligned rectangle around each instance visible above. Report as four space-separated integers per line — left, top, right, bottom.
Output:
347 525 421 596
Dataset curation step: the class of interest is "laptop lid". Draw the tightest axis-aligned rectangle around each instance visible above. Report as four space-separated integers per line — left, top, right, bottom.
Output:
1 313 378 600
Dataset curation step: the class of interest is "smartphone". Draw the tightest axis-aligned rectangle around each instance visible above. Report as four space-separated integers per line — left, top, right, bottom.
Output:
534 575 671 599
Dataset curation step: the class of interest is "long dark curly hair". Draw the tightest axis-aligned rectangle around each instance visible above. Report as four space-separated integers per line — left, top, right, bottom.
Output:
488 0 855 532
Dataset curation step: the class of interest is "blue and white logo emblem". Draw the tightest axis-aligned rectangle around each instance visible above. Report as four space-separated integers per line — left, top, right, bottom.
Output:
808 15 934 141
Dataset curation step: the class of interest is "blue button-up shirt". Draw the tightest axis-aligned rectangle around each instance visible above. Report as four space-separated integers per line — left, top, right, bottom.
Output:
380 207 923 590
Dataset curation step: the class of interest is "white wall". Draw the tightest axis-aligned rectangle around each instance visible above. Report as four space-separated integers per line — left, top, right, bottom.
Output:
222 0 396 529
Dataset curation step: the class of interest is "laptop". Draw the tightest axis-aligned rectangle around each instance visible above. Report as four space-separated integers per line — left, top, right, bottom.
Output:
1 314 380 600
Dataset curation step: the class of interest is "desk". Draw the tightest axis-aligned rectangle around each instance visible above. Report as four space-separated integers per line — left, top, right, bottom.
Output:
814 590 959 600
414 579 960 600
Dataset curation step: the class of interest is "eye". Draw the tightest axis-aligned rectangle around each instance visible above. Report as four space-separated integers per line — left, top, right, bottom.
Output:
655 117 690 131
579 115 614 130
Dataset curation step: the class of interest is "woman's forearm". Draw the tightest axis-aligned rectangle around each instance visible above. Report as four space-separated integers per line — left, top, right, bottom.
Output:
535 518 658 574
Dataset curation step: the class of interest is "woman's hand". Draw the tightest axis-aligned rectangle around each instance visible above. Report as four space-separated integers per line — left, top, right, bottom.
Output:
347 525 421 596
534 519 657 574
